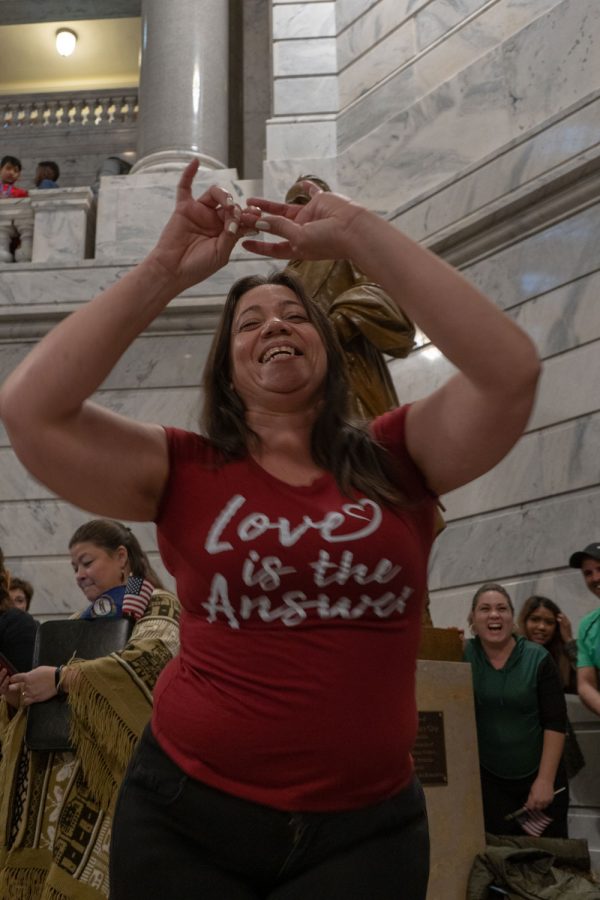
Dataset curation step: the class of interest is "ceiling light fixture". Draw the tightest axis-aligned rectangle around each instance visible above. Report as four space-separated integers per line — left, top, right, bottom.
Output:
56 28 78 57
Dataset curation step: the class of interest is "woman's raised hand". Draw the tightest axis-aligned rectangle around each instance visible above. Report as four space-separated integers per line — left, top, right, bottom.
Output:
148 159 248 292
556 613 574 643
242 181 367 262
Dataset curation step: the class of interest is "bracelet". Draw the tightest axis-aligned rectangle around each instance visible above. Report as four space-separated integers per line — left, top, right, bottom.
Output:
54 666 65 696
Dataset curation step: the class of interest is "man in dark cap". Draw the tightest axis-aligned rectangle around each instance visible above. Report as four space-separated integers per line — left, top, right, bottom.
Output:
569 542 600 715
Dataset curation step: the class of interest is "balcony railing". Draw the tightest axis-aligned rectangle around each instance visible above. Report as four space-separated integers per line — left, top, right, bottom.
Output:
1 89 138 129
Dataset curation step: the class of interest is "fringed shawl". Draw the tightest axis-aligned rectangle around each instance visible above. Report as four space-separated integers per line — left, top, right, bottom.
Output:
0 590 180 900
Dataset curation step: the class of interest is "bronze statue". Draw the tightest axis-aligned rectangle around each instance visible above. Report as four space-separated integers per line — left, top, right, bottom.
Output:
283 176 416 420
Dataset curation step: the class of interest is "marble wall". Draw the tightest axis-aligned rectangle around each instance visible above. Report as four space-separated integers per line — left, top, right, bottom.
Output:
265 0 600 640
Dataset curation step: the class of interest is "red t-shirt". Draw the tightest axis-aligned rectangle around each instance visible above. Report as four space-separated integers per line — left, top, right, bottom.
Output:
153 405 436 811
0 184 28 198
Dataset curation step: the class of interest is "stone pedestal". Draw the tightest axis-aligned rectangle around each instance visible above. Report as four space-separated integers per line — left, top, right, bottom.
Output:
0 198 32 263
30 188 96 263
94 169 262 262
416 660 485 900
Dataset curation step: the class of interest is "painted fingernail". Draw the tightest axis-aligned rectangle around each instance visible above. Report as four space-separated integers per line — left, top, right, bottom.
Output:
255 220 271 232
227 221 239 235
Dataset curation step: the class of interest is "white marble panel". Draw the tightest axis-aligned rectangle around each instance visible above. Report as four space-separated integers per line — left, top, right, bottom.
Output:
428 484 600 590
393 335 600 437
442 411 600 521
530 340 600 431
414 0 564 100
502 0 600 137
31 208 91 264
0 256 271 310
0 500 158 559
395 98 600 243
99 332 213 390
0 449 56 502
511 269 600 359
337 0 413 69
0 386 201 450
338 55 513 215
415 0 492 50
335 0 430 33
272 2 335 39
266 117 338 161
273 38 337 77
335 0 600 203
390 349 456 407
273 76 339 116
339 18 416 109
463 204 600 312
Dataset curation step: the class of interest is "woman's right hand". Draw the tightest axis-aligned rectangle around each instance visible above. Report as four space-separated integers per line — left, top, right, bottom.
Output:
147 159 246 292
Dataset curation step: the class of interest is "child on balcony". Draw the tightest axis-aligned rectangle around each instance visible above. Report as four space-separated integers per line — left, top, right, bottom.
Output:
0 156 29 198
34 160 60 189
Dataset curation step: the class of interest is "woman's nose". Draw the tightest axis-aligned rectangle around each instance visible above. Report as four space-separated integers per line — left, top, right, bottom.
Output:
262 316 290 335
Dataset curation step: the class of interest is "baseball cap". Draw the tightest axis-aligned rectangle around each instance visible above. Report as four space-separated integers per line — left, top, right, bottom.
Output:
569 543 600 568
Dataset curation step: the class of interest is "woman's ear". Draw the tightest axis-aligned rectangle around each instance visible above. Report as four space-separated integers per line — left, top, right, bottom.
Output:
116 545 129 579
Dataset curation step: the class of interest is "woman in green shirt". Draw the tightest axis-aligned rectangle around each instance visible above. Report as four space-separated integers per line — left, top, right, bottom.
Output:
464 583 568 836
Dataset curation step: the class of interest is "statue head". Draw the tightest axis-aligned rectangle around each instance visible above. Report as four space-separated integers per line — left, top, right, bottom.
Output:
285 174 331 205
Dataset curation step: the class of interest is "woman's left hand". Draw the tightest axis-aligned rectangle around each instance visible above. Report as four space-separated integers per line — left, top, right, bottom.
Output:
10 666 58 706
526 776 555 811
242 182 366 262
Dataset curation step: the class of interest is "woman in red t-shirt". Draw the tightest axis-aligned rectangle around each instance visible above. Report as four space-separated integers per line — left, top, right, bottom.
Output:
0 162 540 899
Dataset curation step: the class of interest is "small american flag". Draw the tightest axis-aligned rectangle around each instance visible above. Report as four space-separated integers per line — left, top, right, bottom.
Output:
123 576 154 621
515 808 553 837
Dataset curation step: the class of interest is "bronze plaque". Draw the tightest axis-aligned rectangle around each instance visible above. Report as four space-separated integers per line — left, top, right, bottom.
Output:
413 711 447 785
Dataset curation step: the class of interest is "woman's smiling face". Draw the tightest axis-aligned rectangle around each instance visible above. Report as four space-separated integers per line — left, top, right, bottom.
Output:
524 605 557 646
230 283 327 410
471 590 514 646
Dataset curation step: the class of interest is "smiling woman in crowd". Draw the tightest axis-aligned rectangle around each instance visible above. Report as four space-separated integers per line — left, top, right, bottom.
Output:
465 583 568 837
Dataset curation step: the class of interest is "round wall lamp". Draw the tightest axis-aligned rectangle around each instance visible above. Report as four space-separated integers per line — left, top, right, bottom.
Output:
56 28 78 57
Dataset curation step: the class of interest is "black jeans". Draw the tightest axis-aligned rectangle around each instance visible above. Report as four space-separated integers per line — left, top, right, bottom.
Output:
110 725 430 899
480 764 569 838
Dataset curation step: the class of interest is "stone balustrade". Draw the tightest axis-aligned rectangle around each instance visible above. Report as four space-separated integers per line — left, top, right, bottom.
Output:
0 189 96 264
0 89 138 129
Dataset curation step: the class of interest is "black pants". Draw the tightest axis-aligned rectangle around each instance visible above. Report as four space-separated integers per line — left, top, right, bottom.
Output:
480 764 569 837
110 725 430 899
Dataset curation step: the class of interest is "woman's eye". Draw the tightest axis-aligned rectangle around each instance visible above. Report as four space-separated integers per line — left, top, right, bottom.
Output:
287 314 307 322
238 320 260 331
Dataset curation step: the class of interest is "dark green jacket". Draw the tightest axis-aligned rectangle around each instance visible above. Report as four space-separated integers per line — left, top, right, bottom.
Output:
467 840 600 899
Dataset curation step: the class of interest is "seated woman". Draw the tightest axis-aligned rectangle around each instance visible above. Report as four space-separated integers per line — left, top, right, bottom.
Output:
464 583 568 837
0 519 180 900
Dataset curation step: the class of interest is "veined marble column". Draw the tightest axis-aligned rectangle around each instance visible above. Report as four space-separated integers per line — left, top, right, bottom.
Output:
133 0 229 173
